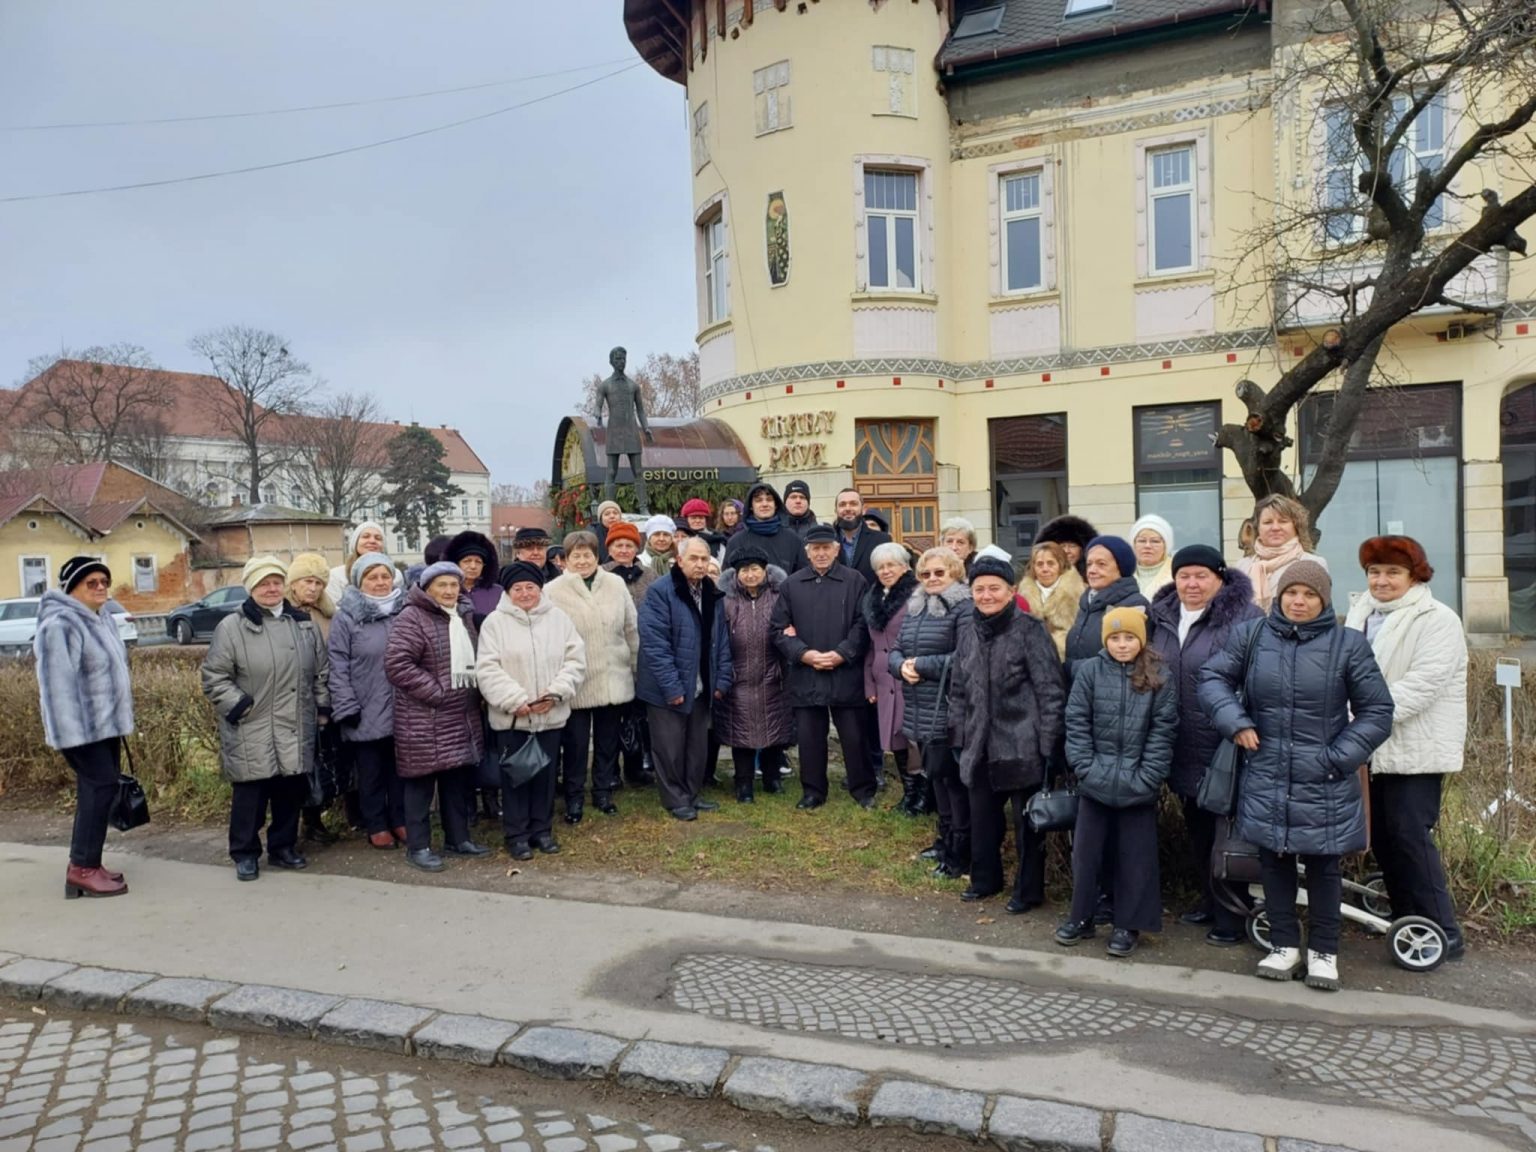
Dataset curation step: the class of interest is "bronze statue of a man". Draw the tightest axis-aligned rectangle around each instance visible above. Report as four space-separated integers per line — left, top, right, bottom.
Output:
592 346 655 514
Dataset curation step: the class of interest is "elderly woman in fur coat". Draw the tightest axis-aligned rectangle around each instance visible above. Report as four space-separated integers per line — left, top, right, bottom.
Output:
1019 542 1084 662
37 556 136 899
715 547 795 803
1147 545 1262 946
544 530 639 822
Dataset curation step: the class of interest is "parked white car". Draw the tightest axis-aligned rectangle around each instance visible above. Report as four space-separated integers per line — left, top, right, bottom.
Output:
0 597 138 656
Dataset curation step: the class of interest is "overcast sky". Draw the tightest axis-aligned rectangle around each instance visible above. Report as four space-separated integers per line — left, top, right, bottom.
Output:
0 1 695 489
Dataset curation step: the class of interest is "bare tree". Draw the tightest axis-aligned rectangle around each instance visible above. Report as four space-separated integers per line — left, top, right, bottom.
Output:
491 479 551 506
579 350 701 420
14 344 172 465
1217 0 1535 521
116 408 177 484
188 325 318 505
287 390 390 518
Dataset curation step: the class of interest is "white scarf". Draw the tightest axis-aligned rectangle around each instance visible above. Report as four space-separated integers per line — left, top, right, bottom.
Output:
1345 581 1430 685
438 601 478 689
1036 581 1056 604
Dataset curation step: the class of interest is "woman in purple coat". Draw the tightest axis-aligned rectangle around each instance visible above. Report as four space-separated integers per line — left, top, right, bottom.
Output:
714 548 794 803
863 543 921 813
384 562 488 872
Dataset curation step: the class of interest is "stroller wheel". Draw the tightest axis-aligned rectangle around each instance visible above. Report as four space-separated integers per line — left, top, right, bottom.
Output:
1388 915 1448 972
1246 905 1273 954
1358 871 1392 918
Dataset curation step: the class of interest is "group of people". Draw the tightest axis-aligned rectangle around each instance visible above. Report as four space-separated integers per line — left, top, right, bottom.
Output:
37 485 1469 992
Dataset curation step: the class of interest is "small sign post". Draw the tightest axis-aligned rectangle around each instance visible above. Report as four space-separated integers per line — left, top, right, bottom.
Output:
1486 658 1533 838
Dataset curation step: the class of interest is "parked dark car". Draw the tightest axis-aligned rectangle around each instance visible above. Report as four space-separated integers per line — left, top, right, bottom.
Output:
168 585 248 644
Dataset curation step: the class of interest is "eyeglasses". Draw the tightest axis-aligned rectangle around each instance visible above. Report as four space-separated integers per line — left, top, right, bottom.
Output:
918 569 949 578
80 578 110 590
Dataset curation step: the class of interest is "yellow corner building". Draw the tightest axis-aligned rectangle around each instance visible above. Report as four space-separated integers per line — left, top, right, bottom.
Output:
621 0 1536 643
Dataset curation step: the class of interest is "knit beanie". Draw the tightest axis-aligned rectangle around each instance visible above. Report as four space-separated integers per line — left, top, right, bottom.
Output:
729 546 771 570
680 498 713 519
352 552 395 587
59 555 111 594
642 515 676 537
242 555 287 592
286 552 331 587
416 560 463 590
605 521 643 549
1171 544 1226 577
1358 535 1434 584
1102 606 1148 646
1129 513 1175 554
498 560 546 590
1278 559 1332 604
970 556 1016 586
783 480 811 501
1086 535 1136 579
595 500 623 521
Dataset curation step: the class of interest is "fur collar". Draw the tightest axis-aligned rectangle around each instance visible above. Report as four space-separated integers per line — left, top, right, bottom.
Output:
863 571 918 631
718 565 787 601
1149 569 1257 631
668 563 721 611
242 596 308 626
906 579 971 617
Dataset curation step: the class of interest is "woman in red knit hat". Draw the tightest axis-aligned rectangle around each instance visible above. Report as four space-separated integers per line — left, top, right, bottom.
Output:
1344 535 1466 962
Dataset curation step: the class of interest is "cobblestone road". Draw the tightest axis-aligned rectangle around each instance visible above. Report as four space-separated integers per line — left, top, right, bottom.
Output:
0 1011 829 1152
672 953 1536 1145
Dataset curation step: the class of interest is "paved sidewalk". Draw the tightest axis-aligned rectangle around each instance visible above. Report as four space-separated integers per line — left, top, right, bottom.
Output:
0 842 1527 1151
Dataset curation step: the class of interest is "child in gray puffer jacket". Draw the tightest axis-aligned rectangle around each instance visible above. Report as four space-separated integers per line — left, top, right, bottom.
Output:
1056 605 1175 958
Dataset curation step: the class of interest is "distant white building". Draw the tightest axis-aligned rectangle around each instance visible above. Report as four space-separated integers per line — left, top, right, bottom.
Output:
0 361 491 554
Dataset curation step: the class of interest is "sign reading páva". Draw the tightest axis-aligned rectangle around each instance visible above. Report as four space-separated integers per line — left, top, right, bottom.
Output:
762 411 835 471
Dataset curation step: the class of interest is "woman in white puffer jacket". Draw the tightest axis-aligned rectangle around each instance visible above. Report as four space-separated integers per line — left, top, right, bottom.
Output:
1344 535 1467 961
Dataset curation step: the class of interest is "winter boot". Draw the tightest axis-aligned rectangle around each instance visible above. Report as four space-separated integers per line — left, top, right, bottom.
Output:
1304 950 1339 991
906 772 935 816
1256 947 1304 981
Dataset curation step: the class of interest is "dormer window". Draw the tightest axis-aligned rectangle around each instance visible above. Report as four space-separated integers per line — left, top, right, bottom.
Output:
953 5 1005 38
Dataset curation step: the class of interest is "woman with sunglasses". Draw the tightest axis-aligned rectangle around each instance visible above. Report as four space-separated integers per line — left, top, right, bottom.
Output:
37 557 136 899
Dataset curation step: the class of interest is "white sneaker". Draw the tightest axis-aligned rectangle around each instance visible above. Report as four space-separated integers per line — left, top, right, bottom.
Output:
1305 950 1340 991
1256 946 1303 981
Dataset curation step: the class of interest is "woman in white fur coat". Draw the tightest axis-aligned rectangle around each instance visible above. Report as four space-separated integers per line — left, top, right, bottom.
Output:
543 530 639 823
1344 534 1468 961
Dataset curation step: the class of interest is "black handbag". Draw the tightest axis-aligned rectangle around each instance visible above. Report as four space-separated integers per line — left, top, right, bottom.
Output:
109 741 150 832
1196 619 1264 816
1211 816 1263 884
499 730 551 789
1025 778 1079 834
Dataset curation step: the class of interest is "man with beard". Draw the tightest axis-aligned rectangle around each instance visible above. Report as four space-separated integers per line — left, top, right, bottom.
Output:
831 488 892 586
782 480 820 537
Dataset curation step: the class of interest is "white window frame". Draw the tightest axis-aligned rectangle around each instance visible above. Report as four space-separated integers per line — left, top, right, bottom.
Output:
477 499 485 518
132 554 158 593
696 191 731 328
1318 91 1453 243
854 158 933 294
1134 129 1211 278
992 161 1055 295
19 555 49 598
753 61 792 135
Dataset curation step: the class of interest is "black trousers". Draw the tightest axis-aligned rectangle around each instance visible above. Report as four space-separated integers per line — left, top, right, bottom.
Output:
1259 848 1342 954
621 700 651 783
228 774 306 862
62 738 120 869
561 705 623 804
864 702 885 777
497 729 561 843
648 700 713 811
731 744 788 790
1370 773 1460 934
401 765 472 853
969 776 1044 903
794 705 876 803
1069 796 1162 932
1181 797 1246 932
923 742 970 868
352 737 404 835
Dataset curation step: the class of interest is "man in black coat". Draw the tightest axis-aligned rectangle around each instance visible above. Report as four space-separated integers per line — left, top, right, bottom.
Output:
831 488 893 586
771 525 877 810
782 480 820 537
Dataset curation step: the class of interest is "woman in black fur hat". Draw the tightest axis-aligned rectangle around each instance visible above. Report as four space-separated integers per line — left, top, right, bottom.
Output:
1035 515 1099 578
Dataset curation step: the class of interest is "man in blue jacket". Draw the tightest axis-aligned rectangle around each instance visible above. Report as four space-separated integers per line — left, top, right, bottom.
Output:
636 536 734 821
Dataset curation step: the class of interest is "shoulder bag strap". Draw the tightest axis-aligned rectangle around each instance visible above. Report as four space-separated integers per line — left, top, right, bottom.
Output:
925 657 951 746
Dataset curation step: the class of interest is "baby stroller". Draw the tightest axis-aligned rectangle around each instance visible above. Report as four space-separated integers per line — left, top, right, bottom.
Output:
1214 866 1451 972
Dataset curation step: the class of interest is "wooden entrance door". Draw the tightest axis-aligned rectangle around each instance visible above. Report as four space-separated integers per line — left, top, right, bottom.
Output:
855 419 939 551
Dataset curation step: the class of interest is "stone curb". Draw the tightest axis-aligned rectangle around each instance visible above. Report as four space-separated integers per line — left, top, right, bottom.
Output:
0 953 1364 1150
